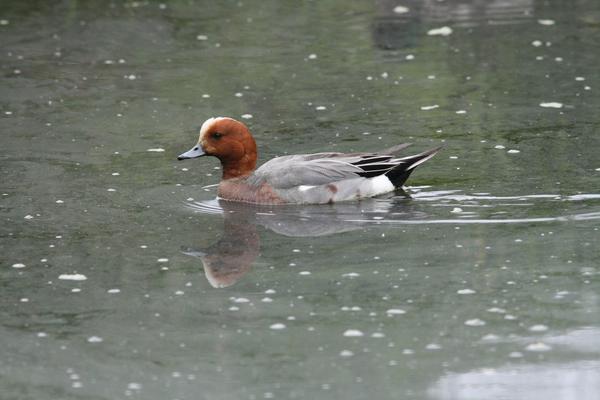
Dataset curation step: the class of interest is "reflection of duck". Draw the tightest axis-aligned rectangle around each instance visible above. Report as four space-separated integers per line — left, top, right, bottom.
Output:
373 0 534 50
182 197 424 288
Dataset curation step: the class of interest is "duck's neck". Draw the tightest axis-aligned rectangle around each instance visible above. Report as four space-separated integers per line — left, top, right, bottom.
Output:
221 154 257 180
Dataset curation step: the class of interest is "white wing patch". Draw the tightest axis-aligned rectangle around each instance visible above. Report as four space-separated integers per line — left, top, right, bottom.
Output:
369 175 395 195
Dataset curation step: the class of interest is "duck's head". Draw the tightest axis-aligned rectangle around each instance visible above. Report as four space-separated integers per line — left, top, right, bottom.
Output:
178 117 257 179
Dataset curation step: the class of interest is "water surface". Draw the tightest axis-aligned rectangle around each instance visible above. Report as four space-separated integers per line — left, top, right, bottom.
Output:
2 1 600 399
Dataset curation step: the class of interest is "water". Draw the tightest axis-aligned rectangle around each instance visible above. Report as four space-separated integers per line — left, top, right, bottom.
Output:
2 0 600 399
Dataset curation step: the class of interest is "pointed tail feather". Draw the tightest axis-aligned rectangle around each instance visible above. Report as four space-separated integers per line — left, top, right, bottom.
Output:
385 145 443 187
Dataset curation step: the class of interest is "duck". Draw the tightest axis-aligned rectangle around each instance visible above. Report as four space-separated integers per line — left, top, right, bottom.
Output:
178 117 441 204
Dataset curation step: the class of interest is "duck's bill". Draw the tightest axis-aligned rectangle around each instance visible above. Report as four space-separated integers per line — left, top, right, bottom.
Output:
177 144 205 160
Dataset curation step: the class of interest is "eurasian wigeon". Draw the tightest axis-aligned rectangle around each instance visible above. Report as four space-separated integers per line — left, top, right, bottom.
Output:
178 117 441 204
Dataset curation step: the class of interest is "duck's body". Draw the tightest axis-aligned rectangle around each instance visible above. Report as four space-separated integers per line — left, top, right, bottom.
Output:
178 117 441 205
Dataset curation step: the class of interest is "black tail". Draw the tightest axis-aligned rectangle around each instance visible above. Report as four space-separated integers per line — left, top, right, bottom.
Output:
385 146 442 187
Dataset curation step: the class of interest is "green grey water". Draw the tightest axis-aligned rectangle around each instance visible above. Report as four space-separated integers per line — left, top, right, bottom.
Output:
2 1 600 399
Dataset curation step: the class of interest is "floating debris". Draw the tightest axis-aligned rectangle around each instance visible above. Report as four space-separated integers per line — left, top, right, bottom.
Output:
343 329 364 337
507 149 520 154
59 274 87 281
393 5 409 14
457 288 476 294
339 350 354 357
427 26 453 36
465 318 486 326
269 323 286 330
147 148 165 152
539 102 563 108
538 19 555 26
525 342 552 352
386 309 406 315
87 336 103 343
196 34 208 41
241 114 253 119
528 324 549 332
420 105 439 111
12 263 26 269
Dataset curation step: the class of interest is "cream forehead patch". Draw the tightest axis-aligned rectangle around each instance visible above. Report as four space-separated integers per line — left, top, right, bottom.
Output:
199 116 233 139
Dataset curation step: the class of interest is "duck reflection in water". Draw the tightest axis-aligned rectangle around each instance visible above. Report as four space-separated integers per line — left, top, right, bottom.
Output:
182 194 425 288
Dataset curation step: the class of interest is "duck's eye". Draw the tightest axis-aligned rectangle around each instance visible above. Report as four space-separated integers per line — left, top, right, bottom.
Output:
212 132 223 140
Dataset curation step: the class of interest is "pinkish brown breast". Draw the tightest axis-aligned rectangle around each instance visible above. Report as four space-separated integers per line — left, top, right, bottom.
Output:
218 179 287 205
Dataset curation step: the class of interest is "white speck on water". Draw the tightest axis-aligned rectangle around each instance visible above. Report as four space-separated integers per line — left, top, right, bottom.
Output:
12 263 26 268
59 274 87 281
234 92 243 97
343 329 364 337
299 271 311 276
507 149 520 154
20 298 29 302
308 53 317 59
481 334 500 341
0 19 9 25
494 144 506 149
596 168 600 172
315 106 327 111
107 188 116 192
24 215 34 220
270 323 286 330
261 297 273 303
532 40 543 47
157 258 169 263
265 289 276 294
127 382 142 390
509 351 523 358
241 114 253 119
585 86 592 91
529 324 549 332
420 105 439 111
393 5 409 14
575 76 585 81
456 110 467 114
386 309 406 315
233 297 249 303
202 94 210 98
555 57 563 62
71 288 81 293
107 289 120 294
37 332 48 338
55 200 64 204
196 34 208 40
426 343 442 350
451 207 463 214
405 54 415 60
228 306 239 311
87 336 103 343
427 75 436 80
427 26 453 36
72 382 83 388
147 148 165 152
449 156 458 159
504 314 518 320
5 111 13 115
175 290 184 296
540 102 563 108
526 342 552 352
342 272 360 278
465 318 486 326
538 19 555 26
339 350 354 357
371 332 385 338
457 288 476 294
